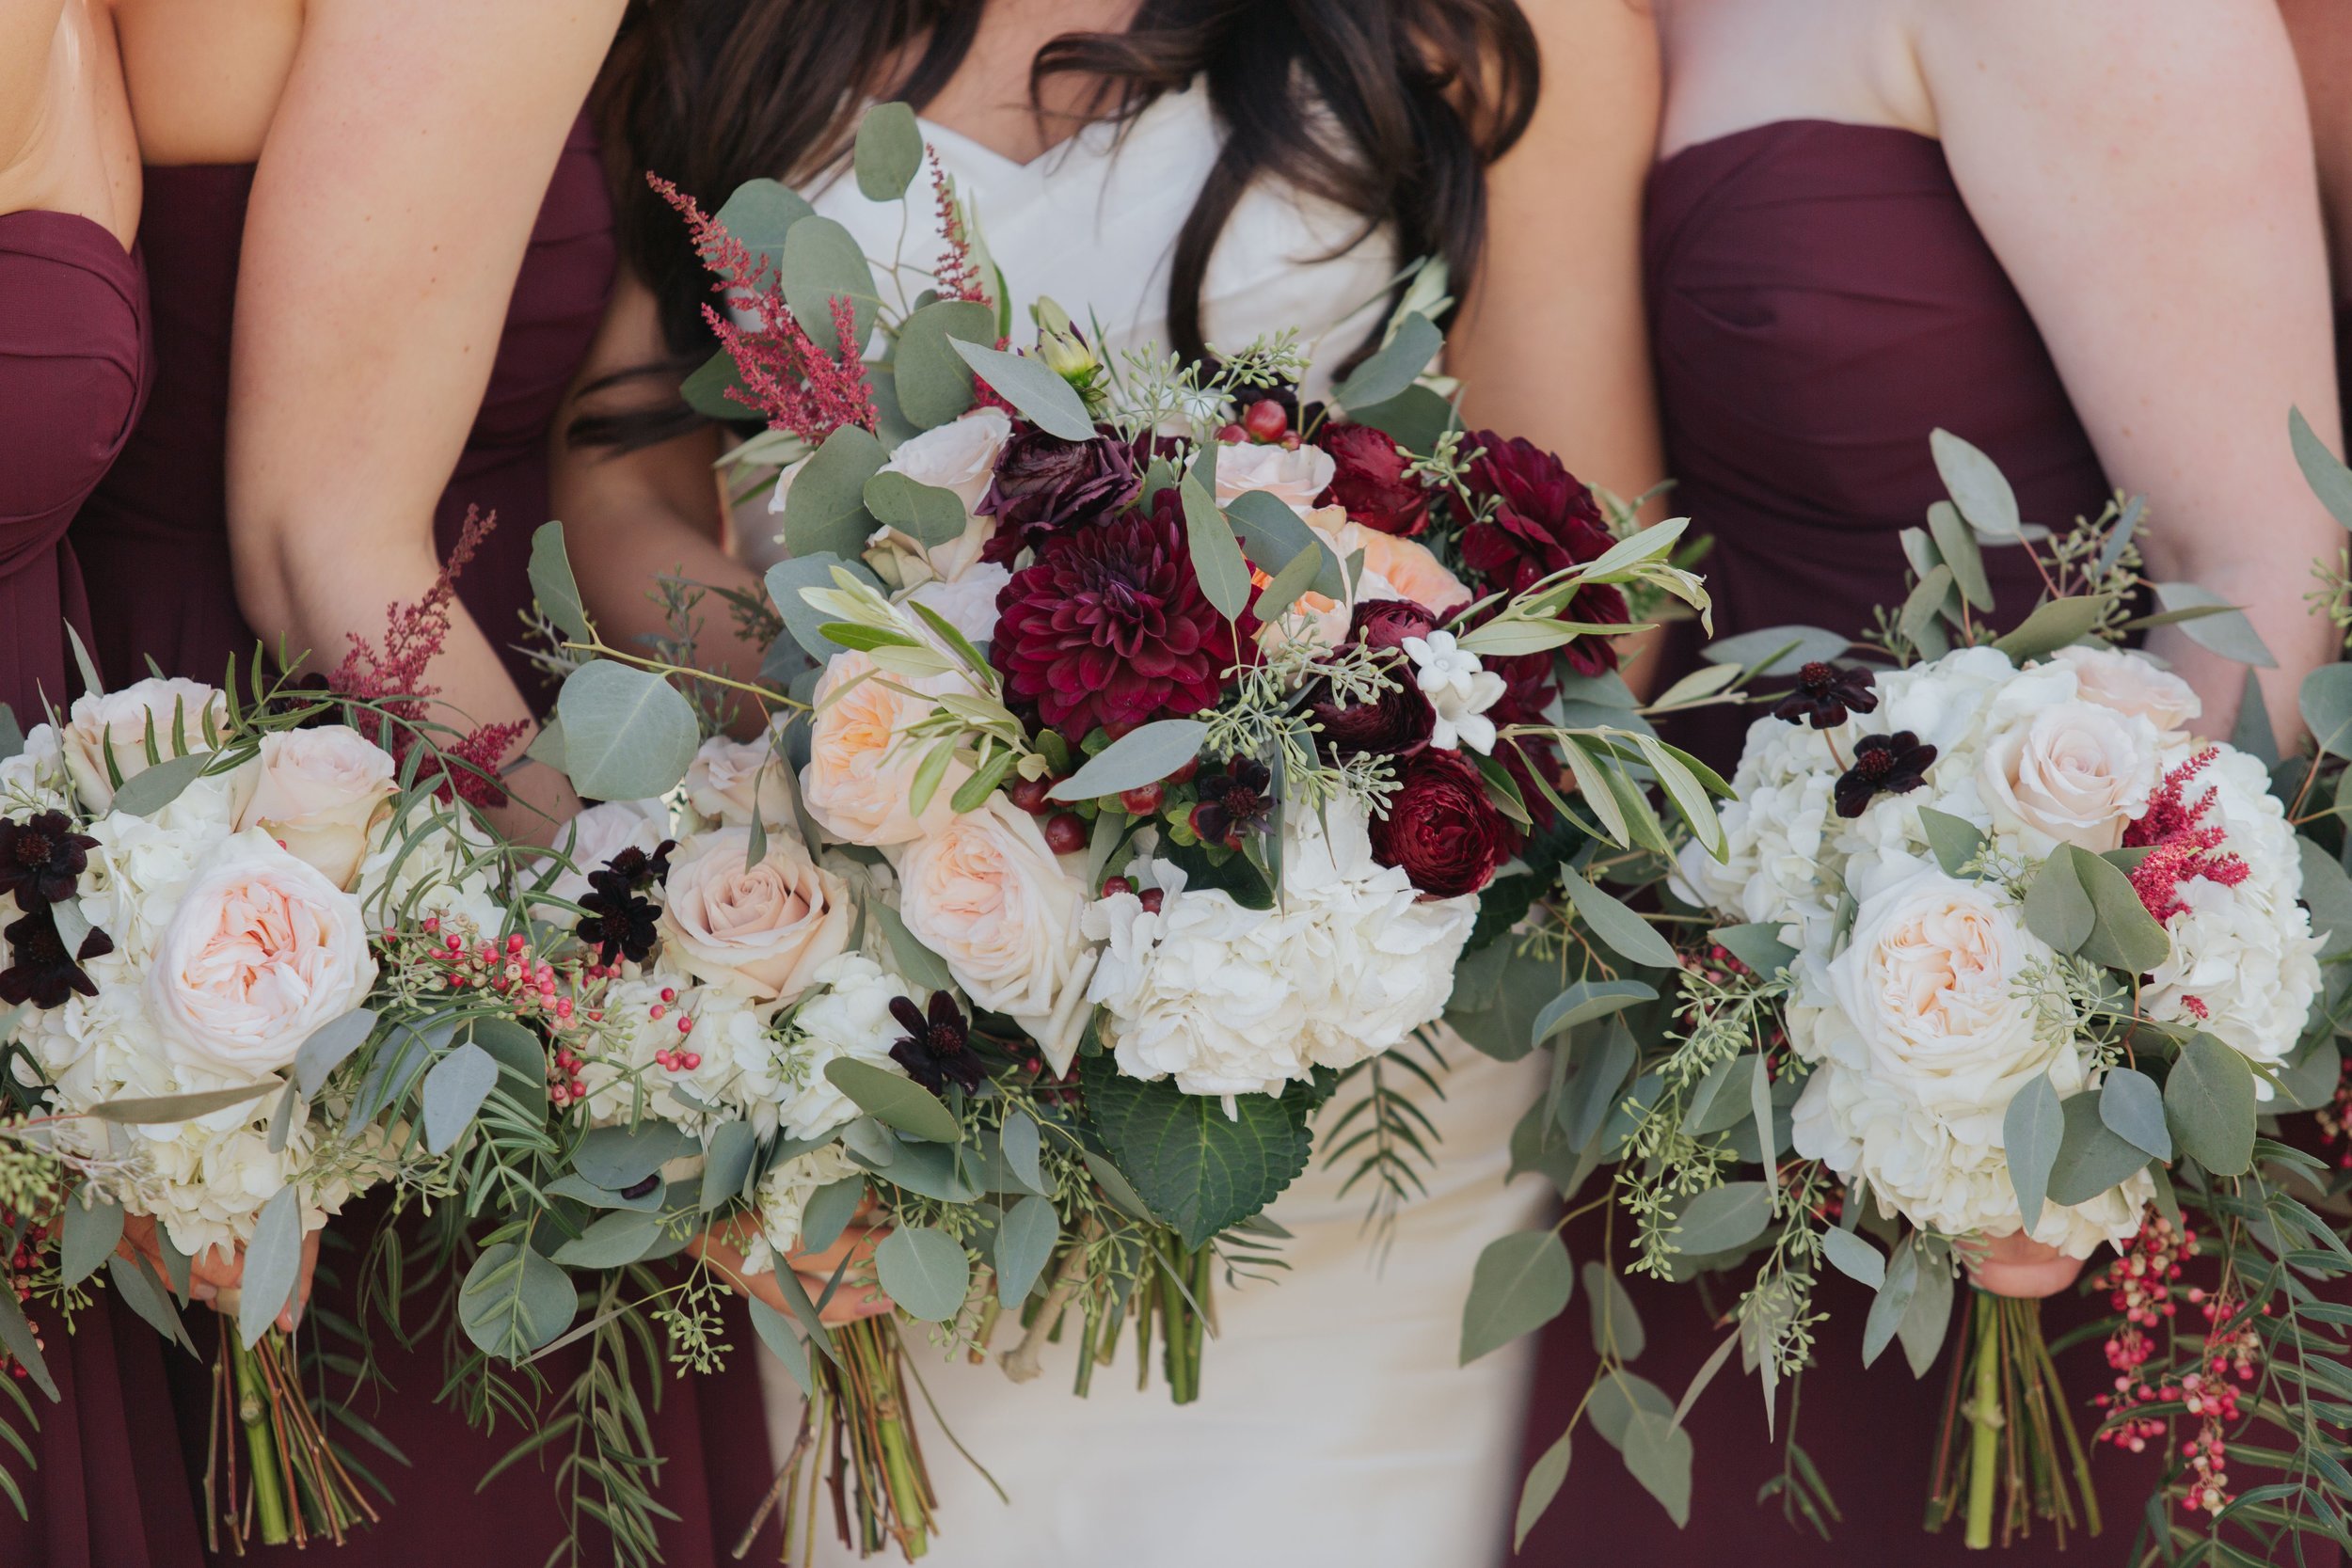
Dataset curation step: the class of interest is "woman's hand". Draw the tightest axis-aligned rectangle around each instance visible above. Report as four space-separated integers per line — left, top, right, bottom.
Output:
118 1212 322 1333
689 1212 892 1328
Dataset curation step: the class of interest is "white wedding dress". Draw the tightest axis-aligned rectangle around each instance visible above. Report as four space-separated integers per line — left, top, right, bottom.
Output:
755 83 1554 1567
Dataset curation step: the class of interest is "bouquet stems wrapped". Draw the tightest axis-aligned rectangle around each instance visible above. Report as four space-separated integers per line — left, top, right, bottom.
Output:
209 1317 376 1549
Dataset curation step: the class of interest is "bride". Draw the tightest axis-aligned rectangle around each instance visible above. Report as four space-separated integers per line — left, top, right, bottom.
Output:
552 0 1663 1560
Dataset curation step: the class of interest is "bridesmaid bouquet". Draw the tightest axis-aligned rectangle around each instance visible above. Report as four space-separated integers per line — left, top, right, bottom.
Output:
508 100 1724 1562
1487 427 2352 1561
0 594 558 1548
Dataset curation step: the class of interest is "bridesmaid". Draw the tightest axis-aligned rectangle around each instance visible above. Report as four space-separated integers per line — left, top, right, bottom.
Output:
1526 2 2341 1562
56 2 775 1562
0 8 208 1566
2282 0 2352 417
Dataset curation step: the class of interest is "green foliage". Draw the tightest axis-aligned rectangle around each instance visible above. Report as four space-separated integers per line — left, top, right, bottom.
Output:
1079 1057 1315 1248
1460 1231 1574 1365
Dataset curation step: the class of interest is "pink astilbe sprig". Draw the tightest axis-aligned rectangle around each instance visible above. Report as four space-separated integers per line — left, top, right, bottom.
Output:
927 150 990 306
327 507 527 808
2122 750 2249 923
648 174 877 444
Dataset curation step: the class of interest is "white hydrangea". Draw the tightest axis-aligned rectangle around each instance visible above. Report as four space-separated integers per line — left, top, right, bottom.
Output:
769 952 921 1140
0 722 70 814
740 1143 865 1277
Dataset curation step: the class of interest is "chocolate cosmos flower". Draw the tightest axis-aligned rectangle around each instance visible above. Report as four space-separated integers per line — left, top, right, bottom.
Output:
0 907 110 1008
575 839 675 967
1771 662 1879 731
1189 755 1274 850
0 811 97 907
1834 731 1937 818
889 991 983 1094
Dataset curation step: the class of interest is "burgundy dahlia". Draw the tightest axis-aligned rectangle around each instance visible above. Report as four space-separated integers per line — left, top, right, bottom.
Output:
1370 750 1520 898
889 991 983 1094
1834 732 1937 818
1317 422 1430 536
0 811 97 908
992 492 1249 737
1457 432 1629 674
976 425 1141 565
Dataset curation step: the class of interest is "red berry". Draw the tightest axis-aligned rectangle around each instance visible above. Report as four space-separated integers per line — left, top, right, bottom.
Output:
1166 755 1200 785
1119 783 1165 815
1242 399 1288 442
1101 876 1135 899
1138 888 1166 915
1216 422 1248 444
1043 812 1089 856
1009 775 1056 814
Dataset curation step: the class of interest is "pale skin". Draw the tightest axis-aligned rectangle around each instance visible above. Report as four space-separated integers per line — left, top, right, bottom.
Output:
1655 0 2344 746
0 0 139 245
2279 0 2352 325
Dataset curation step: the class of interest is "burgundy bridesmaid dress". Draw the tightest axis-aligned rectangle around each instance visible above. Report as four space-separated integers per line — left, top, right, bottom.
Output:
0 209 213 1568
64 120 778 1563
1517 122 2164 1564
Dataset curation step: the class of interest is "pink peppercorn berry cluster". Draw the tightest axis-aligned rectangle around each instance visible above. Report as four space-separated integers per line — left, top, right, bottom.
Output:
2313 1054 2352 1169
380 915 636 1111
4 1212 47 1380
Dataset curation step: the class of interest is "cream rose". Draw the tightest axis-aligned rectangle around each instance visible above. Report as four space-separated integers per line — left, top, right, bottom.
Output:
1304 506 1471 613
1978 700 2161 852
2047 645 2201 736
801 650 978 847
147 830 378 1079
684 730 792 831
1216 440 1334 515
897 797 1097 1071
657 827 850 1006
235 726 398 891
862 407 1011 586
63 678 230 813
900 563 1011 647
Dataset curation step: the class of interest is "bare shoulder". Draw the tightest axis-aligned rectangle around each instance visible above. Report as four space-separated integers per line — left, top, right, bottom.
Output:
1501 0 1659 164
1911 0 2303 123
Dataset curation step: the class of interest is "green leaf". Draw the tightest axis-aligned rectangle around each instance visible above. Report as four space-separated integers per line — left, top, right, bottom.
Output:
1331 312 1441 411
1709 923 1795 976
1931 428 2021 537
993 1194 1057 1307
998 1111 1045 1196
2045 1091 2151 1206
1581 1259 1645 1360
1899 562 1958 644
528 521 591 643
2293 405 2352 531
2302 665 2352 759
459 1240 578 1360
783 425 887 557
1046 719 1208 801
549 1209 667 1269
1669 1182 1772 1256
2299 837 2352 958
874 1226 970 1322
862 471 970 546
421 1041 498 1154
1699 624 1850 677
948 341 1093 441
1862 1237 1920 1368
2098 1066 2171 1161
1530 980 1658 1049
679 347 751 420
293 1007 377 1099
60 1190 122 1291
823 1058 961 1144
745 1294 814 1398
713 176 814 275
86 1081 277 1124
1254 541 1324 622
2003 1074 2064 1234
1459 1230 1575 1364
893 298 995 429
781 214 881 356
1917 808 1987 879
2068 844 2169 974
766 553 882 665
2151 582 2275 668
239 1186 304 1348
1516 1429 1574 1550
1992 595 2114 663
1681 1054 1759 1136
2166 1034 2256 1176
1620 1410 1694 1528
107 752 212 817
1925 501 1994 610
852 102 924 199
1348 384 1457 454
107 1252 192 1354
1558 872 1676 969
1224 489 1345 600
1820 1227 1885 1290
1897 1243 1954 1378
1179 480 1252 622
555 660 701 801
700 1121 758 1212
1079 1057 1314 1248
873 903 957 992
2023 850 2094 954
0 1281 54 1402
798 1176 865 1254
573 1122 699 1190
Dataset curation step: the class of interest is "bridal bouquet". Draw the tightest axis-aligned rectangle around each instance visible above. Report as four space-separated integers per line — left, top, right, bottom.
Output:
506 99 1726 1562
1486 426 2352 1561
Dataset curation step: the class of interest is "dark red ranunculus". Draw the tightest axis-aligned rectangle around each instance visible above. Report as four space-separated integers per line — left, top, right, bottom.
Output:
977 425 1142 565
1317 422 1430 536
992 490 1250 737
1311 598 1437 758
1457 432 1628 674
1349 596 1439 653
1371 750 1520 898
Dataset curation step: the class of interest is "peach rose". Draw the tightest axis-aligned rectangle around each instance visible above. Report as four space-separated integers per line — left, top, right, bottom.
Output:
657 827 850 1006
897 797 1098 1071
236 727 398 891
62 678 230 813
801 650 978 847
2047 645 2201 736
1305 506 1470 613
148 831 378 1078
685 730 792 831
1979 701 2161 852
1216 440 1335 515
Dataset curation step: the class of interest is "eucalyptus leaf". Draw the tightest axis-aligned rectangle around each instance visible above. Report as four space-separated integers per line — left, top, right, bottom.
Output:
1620 1411 1693 1528
1681 1054 1757 1138
294 1007 377 1099
1670 1182 1772 1256
2023 850 2095 954
852 102 924 199
2302 664 2352 760
1531 980 1658 1048
824 1059 961 1144
2098 1066 2171 1161
1992 596 2113 663
239 1186 304 1348
1581 1259 1645 1361
1917 808 1987 879
421 1042 499 1154
993 1194 1058 1307
1931 428 2021 537
1899 562 1959 644
998 1110 1045 1196
2046 1091 2152 1206
799 1176 866 1254
2299 837 2352 957
2069 845 2170 974
1896 1246 1954 1378
1820 1227 1885 1291
1861 1237 1920 1369
1559 872 1677 969
1046 720 1208 801
1331 312 1441 411
712 177 814 274
459 1240 579 1360
549 1209 668 1269
555 660 700 802
1516 1430 1574 1551
0 1282 54 1401
87 1081 277 1124
781 214 881 356
874 1226 970 1322
745 1294 814 1398
700 1121 758 1212
1350 383 1458 454
1179 480 1251 622
1459 1231 1575 1365
873 902 957 992
862 471 971 546
679 349 751 421
2166 1034 2256 1176
2003 1074 2064 1235
2152 583 2276 668
783 426 887 558
107 752 211 817
2292 405 2352 531
893 298 995 428
1560 1020 1638 1152
1223 490 1346 600
766 553 882 667
528 521 591 643
948 341 1093 440
1699 624 1850 676
59 1189 122 1291
573 1122 698 1190
1709 923 1795 977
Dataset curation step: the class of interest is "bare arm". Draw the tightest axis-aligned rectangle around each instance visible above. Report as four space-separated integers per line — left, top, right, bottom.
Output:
224 0 625 837
1449 0 1668 691
1918 0 2341 744
548 272 773 721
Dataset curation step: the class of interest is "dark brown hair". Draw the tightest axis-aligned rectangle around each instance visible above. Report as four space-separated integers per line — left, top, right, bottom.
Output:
580 0 1539 449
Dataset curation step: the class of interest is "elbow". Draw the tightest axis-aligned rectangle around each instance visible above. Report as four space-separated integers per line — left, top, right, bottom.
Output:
228 516 302 649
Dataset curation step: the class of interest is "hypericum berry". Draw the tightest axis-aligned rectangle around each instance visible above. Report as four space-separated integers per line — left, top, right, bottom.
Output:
1166 755 1200 785
1216 422 1249 444
1119 783 1165 815
1138 888 1166 915
1101 876 1134 899
648 1003 666 1022
1009 775 1056 815
1242 399 1288 442
1043 812 1089 856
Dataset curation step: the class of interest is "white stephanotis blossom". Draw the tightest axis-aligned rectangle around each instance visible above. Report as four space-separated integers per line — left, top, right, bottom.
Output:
1084 801 1471 1102
742 1143 865 1277
1402 630 1506 754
